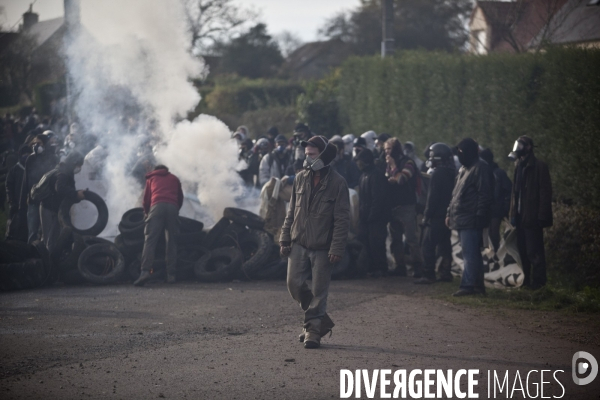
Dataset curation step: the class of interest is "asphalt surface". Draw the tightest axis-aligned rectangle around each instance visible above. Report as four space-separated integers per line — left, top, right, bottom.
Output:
1 278 599 399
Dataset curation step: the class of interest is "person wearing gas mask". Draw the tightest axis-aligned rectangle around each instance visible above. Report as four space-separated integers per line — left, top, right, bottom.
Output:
446 138 493 296
329 137 360 189
508 136 552 290
20 134 59 243
258 134 290 187
280 135 350 349
5 145 31 241
385 137 423 277
415 143 456 284
40 151 85 252
354 148 390 277
238 138 258 186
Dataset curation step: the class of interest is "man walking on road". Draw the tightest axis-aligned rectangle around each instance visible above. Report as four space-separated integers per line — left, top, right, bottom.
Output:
280 136 350 349
134 165 184 286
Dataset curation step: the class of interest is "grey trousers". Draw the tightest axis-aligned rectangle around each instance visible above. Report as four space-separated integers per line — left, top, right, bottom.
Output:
141 203 179 274
40 206 60 252
286 243 333 334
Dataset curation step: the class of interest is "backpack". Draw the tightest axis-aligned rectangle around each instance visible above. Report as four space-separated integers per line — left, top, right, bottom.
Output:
30 168 59 203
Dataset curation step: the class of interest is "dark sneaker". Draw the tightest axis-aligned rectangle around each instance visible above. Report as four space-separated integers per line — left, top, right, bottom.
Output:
304 332 321 349
133 271 152 287
452 288 476 297
413 277 434 284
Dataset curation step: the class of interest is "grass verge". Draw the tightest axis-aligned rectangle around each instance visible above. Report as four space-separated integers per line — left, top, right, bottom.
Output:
427 279 600 313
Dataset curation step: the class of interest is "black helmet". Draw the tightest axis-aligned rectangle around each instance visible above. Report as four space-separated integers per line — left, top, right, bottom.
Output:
428 142 452 165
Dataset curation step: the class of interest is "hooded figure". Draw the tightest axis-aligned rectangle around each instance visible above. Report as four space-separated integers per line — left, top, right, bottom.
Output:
342 134 355 156
509 135 552 289
361 131 377 151
446 138 493 297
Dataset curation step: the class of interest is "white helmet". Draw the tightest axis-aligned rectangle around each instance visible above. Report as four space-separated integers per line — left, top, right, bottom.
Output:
342 134 355 155
361 131 377 151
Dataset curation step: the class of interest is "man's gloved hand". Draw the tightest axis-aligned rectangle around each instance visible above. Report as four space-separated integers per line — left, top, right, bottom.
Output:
280 242 291 257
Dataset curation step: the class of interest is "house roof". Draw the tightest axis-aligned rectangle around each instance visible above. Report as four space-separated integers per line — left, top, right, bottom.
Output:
284 39 352 79
529 0 600 46
474 0 568 52
25 17 64 48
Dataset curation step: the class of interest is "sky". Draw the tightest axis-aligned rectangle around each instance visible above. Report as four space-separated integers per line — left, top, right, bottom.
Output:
0 0 356 43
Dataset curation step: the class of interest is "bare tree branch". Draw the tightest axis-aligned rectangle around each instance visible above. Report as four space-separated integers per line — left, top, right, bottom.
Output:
182 0 258 55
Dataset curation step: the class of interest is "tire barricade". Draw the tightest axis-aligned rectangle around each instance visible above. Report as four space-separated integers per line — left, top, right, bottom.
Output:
2 203 363 290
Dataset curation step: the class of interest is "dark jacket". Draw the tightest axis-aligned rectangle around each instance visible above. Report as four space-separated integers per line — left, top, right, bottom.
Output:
510 154 552 228
41 164 78 213
358 165 390 224
424 166 456 221
20 152 59 207
491 163 512 219
331 154 360 189
388 156 417 207
447 160 493 230
143 169 184 214
280 167 350 257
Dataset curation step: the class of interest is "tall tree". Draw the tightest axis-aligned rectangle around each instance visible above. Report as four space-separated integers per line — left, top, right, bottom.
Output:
214 23 284 79
182 0 258 55
319 0 472 55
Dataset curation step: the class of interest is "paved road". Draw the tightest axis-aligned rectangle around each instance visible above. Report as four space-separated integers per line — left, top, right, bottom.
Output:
1 278 599 399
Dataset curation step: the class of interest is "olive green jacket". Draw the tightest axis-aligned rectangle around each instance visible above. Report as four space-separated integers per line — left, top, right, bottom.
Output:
280 168 350 257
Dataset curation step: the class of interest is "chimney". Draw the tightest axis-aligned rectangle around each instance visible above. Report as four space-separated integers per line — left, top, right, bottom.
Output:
381 0 394 58
64 0 81 30
22 4 39 31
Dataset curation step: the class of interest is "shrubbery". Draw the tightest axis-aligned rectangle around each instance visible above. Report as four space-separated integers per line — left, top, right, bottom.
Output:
545 203 600 289
204 77 304 117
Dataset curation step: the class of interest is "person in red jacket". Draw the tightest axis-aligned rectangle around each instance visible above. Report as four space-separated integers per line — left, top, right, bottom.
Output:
134 165 184 286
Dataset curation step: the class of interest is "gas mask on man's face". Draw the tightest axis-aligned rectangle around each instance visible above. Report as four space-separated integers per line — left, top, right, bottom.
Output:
303 143 332 172
33 144 44 154
74 166 82 175
303 155 325 171
508 140 527 161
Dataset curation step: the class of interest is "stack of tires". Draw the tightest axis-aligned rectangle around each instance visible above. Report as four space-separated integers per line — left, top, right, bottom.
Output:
114 208 207 283
0 240 52 291
194 207 285 282
52 191 125 285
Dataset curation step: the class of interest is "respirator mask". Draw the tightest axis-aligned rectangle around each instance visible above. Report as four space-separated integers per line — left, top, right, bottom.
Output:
303 140 331 172
508 140 526 161
33 144 44 154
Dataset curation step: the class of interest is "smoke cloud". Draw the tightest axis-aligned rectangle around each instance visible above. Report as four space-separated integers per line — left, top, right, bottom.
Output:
67 0 250 234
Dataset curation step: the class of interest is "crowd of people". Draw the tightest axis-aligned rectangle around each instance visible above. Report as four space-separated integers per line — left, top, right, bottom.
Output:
0 109 150 252
235 123 553 297
1 108 553 299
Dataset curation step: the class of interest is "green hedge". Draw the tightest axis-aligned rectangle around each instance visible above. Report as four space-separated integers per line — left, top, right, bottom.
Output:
335 47 600 209
205 78 304 117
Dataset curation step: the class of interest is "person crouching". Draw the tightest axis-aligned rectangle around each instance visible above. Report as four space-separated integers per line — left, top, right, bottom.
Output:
134 165 183 286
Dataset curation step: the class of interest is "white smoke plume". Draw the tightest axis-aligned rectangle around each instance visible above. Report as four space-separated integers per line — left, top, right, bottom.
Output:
67 0 251 233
